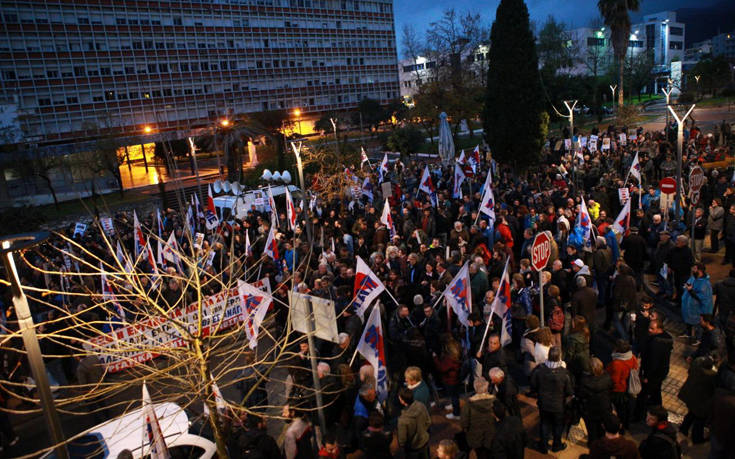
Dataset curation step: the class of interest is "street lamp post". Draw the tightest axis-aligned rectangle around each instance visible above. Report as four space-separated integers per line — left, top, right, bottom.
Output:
1 232 68 459
562 100 578 188
329 117 339 159
291 141 304 190
662 86 673 139
609 85 617 114
667 103 696 223
293 109 302 135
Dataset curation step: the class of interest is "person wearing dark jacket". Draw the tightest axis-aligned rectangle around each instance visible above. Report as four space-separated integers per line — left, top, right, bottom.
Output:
233 415 282 459
396 387 431 459
638 406 680 459
665 235 695 303
489 399 526 459
460 378 496 459
588 415 640 459
637 318 673 415
360 411 393 459
632 297 656 355
530 346 573 454
621 227 647 283
713 269 735 329
677 356 716 444
579 358 614 445
572 276 598 331
478 334 509 381
488 367 520 418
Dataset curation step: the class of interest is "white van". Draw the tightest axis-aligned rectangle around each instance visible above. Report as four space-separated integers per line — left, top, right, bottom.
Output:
45 402 216 458
213 184 302 221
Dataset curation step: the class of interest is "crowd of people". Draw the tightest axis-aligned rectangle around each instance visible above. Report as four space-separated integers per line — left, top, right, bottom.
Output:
1 119 735 459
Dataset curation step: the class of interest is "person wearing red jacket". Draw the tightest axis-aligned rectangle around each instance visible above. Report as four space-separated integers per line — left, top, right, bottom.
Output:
606 340 638 431
433 338 462 420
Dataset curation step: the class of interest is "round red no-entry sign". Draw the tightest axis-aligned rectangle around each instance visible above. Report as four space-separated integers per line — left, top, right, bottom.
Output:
531 231 552 271
660 177 677 195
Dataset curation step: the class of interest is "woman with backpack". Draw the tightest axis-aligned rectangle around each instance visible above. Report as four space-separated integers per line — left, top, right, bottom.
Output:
606 340 639 432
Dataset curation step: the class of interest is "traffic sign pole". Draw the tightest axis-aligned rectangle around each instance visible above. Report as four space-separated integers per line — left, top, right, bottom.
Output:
539 270 545 327
689 166 704 254
531 232 552 326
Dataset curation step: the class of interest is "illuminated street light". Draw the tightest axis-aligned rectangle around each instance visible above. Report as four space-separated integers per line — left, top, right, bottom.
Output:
293 108 302 134
143 125 152 134
220 119 230 127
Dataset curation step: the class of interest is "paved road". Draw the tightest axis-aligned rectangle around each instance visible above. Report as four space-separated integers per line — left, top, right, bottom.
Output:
639 100 735 133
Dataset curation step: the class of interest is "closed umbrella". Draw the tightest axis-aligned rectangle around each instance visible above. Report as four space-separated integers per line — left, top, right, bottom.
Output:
438 112 455 165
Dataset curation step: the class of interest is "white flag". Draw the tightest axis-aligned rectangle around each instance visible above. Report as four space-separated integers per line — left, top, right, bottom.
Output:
442 262 472 326
453 163 465 199
490 258 513 347
479 184 496 225
142 383 170 459
356 306 389 401
380 199 396 238
285 186 297 231
628 152 641 183
354 256 387 319
612 197 631 236
238 280 273 349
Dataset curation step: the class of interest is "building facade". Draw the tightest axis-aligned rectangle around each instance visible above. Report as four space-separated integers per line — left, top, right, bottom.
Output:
640 11 685 71
564 11 685 77
711 31 735 61
0 0 400 158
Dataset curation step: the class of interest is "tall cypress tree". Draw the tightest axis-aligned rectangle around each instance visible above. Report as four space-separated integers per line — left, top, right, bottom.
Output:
483 0 545 169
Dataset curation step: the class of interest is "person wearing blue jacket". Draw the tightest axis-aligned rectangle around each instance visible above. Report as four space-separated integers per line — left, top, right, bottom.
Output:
681 262 713 345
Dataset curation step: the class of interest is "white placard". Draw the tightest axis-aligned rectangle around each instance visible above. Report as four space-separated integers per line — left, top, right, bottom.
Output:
252 276 272 295
100 217 115 236
619 133 627 145
580 136 588 147
602 138 611 151
589 139 598 152
564 139 572 150
194 232 205 249
73 222 87 238
289 291 339 343
618 187 630 204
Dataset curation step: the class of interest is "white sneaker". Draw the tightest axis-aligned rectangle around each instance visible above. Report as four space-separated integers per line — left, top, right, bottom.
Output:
445 413 459 420
444 404 453 411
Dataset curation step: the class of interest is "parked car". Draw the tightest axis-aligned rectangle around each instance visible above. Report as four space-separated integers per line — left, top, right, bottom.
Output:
45 402 216 458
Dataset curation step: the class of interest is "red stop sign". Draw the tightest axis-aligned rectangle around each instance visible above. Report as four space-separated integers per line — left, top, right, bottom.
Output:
660 177 677 195
531 232 552 271
689 166 704 193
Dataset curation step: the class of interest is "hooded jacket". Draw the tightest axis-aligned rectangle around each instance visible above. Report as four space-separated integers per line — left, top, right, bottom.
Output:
681 274 713 325
460 393 497 449
397 400 431 451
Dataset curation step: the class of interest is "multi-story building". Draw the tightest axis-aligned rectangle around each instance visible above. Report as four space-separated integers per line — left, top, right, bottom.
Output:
640 11 685 71
711 31 735 61
0 0 399 177
684 38 712 64
561 26 645 77
563 11 685 81
398 45 488 103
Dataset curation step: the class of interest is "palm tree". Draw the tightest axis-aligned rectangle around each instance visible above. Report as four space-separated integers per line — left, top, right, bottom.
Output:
598 0 640 107
208 118 265 182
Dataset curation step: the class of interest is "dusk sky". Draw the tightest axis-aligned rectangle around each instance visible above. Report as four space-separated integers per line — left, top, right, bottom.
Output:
393 0 720 58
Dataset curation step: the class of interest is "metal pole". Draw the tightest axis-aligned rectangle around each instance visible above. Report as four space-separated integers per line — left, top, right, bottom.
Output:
662 88 672 142
291 141 304 190
563 100 578 189
189 138 203 199
610 85 617 114
332 119 340 159
1 233 68 459
691 203 696 254
667 104 695 224
304 296 327 438
214 128 222 177
539 270 545 327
